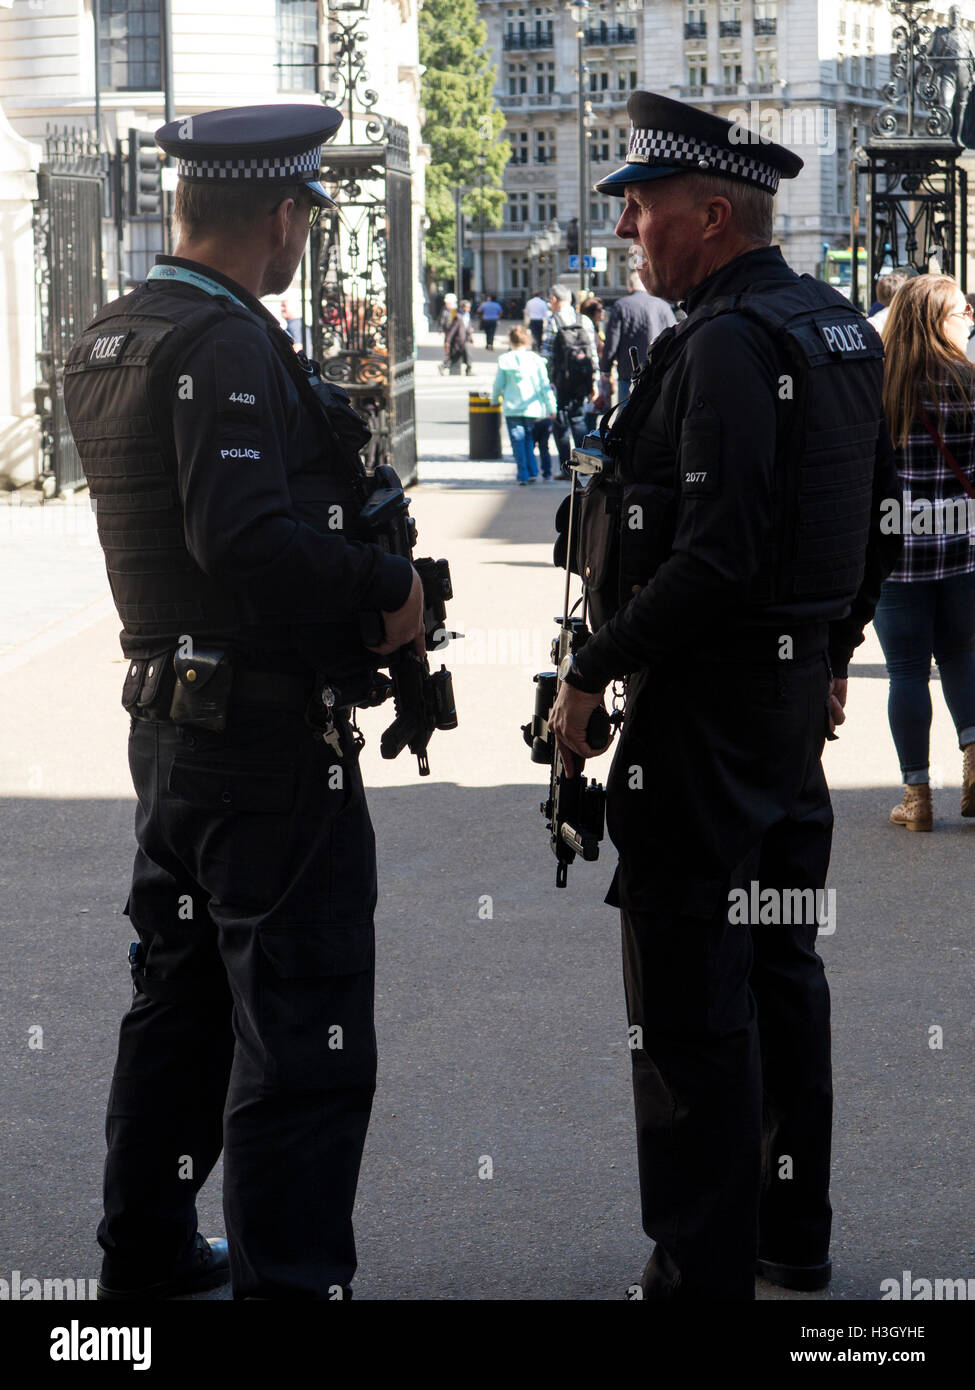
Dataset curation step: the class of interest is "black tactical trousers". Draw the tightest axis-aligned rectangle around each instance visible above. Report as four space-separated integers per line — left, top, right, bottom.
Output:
98 706 377 1299
611 656 834 1300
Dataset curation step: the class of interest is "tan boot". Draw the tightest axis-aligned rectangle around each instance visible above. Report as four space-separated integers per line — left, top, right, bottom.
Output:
890 783 933 831
962 744 975 818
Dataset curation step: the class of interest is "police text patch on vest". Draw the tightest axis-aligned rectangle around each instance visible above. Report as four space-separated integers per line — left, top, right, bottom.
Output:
87 331 132 366
816 320 871 355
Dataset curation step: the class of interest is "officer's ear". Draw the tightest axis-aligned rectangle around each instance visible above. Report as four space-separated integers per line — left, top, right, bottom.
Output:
267 191 300 248
701 196 733 240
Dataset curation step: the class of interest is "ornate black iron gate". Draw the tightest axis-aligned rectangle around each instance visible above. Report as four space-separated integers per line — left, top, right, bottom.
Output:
852 1 972 306
33 129 105 493
312 120 416 486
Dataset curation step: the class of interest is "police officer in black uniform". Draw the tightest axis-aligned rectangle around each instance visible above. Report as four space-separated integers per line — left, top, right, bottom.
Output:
63 105 423 1300
549 93 903 1299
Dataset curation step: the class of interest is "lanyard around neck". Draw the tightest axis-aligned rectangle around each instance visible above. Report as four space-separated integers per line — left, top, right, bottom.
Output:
147 263 251 313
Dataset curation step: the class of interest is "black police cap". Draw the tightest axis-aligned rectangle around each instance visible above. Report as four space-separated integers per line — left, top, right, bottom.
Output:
154 103 343 207
594 91 803 197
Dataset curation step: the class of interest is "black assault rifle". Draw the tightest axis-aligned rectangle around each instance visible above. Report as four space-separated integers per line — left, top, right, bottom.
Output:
522 439 612 886
358 465 459 775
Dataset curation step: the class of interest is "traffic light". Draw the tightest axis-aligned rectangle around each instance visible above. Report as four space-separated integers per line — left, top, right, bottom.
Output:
128 129 162 216
567 217 579 256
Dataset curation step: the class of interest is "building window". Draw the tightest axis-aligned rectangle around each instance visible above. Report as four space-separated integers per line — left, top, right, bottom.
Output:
277 0 319 92
507 254 532 291
754 0 777 36
865 55 875 88
721 51 742 86
507 61 529 95
534 191 557 223
688 56 708 87
589 196 612 224
618 68 638 90
99 0 162 92
719 1 741 38
535 60 555 94
755 49 777 85
509 131 529 165
590 127 610 162
685 1 706 39
616 126 630 160
534 129 555 164
506 192 530 225
589 66 610 92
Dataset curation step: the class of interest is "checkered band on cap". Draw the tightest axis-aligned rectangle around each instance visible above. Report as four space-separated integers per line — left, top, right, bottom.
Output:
175 147 322 181
627 127 780 192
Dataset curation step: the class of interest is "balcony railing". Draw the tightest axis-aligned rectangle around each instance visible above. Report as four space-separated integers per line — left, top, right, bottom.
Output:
587 89 629 105
753 17 777 35
684 21 707 39
584 23 637 45
712 82 741 95
499 94 525 108
528 91 558 106
748 81 776 94
719 20 741 37
681 85 705 97
503 31 554 51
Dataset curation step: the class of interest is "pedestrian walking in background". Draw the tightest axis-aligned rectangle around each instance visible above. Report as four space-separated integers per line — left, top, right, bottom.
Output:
542 284 600 473
445 300 474 376
478 294 503 349
868 270 911 334
438 293 458 375
601 271 676 405
492 324 557 485
524 291 549 350
877 273 975 829
579 295 612 418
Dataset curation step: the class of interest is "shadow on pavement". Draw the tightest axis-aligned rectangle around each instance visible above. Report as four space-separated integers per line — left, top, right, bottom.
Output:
0 782 970 1300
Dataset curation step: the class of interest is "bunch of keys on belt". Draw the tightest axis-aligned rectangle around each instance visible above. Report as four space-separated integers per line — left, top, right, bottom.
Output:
318 685 344 756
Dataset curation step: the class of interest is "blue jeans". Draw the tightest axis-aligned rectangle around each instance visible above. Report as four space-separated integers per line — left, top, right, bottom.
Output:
872 571 975 783
553 396 589 469
531 418 553 478
505 416 539 482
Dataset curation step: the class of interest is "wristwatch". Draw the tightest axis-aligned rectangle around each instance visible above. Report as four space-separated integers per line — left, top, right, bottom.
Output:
558 653 601 693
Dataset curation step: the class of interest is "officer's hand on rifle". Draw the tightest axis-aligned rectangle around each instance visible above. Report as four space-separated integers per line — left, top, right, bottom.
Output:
550 682 613 777
366 567 426 659
828 677 848 734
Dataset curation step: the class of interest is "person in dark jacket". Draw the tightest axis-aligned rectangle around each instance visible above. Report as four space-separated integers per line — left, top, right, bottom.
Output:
61 104 423 1302
602 271 676 403
549 90 902 1302
445 300 474 375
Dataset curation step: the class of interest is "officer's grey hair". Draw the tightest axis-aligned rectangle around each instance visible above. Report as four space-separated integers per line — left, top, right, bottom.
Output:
550 283 573 307
637 171 772 244
683 171 773 243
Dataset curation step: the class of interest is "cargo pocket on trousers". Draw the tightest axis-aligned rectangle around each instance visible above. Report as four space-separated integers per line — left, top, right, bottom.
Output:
255 925 377 1092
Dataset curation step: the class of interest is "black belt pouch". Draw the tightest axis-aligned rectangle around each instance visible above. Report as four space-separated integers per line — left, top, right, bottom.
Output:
169 647 234 731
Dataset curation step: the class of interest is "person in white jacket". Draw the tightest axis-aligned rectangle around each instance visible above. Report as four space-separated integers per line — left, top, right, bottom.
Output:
491 325 557 484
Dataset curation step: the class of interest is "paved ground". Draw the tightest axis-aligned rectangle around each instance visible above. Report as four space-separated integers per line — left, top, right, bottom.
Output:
0 328 972 1302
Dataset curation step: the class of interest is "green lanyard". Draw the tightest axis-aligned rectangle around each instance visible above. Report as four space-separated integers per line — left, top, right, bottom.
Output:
146 262 251 312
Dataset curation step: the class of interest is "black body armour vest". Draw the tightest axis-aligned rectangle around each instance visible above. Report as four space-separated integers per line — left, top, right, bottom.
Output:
63 283 371 661
579 274 885 631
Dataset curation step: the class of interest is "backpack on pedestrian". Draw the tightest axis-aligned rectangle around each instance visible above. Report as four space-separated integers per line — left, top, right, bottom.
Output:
549 315 595 400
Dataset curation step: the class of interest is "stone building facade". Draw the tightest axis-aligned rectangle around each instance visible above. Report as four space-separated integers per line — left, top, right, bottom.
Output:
476 0 975 301
0 0 425 485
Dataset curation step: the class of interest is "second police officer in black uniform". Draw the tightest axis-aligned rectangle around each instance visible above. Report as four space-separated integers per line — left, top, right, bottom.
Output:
550 93 903 1299
63 105 424 1299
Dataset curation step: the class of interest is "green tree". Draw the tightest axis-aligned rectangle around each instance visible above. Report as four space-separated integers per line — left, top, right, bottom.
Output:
419 0 509 289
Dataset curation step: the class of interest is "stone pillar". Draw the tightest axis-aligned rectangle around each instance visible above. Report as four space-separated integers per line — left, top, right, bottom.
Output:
0 101 42 488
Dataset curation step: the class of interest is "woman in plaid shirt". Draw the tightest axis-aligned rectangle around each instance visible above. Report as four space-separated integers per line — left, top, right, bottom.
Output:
877 274 975 829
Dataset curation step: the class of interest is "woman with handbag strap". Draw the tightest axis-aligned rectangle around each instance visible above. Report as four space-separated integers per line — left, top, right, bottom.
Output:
878 273 975 829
